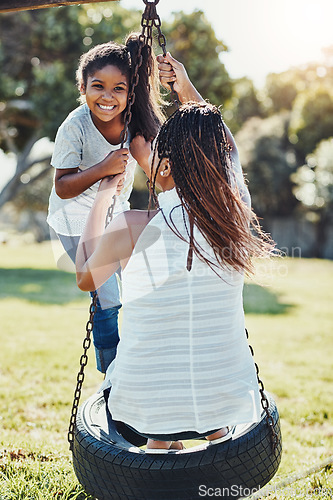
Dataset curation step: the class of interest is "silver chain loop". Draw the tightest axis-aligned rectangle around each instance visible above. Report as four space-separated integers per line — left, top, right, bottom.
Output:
68 292 97 450
246 328 278 451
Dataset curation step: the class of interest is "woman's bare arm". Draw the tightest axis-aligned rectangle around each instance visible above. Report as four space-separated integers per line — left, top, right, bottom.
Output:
76 174 125 291
76 174 158 291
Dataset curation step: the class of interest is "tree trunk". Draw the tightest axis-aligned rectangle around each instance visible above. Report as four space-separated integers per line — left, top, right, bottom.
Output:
0 130 52 209
0 0 115 13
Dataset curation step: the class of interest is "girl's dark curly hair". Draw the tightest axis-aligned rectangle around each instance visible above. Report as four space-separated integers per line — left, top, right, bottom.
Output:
150 102 275 275
76 32 164 141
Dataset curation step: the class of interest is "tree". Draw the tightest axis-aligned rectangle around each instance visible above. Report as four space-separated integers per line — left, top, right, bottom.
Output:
292 138 333 257
264 70 300 115
0 6 82 208
289 82 333 161
235 112 299 218
223 77 265 134
234 56 333 221
260 60 333 167
263 62 333 116
163 10 232 110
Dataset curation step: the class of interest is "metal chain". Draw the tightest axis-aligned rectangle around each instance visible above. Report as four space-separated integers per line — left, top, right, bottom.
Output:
68 0 173 451
104 0 178 227
68 292 97 450
246 328 278 452
142 0 180 106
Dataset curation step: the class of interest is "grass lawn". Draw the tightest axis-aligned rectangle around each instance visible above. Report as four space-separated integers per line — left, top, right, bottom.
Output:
0 241 332 499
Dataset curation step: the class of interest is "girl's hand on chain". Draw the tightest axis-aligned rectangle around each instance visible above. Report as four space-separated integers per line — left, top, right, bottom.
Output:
101 148 129 177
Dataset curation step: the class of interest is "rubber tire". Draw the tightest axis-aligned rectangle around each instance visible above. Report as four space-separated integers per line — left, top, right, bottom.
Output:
72 392 282 500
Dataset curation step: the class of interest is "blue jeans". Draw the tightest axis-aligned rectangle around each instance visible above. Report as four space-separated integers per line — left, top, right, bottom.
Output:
57 233 121 373
90 294 120 373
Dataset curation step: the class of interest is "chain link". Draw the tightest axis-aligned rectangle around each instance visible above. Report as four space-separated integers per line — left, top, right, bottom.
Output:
68 0 174 451
68 292 97 450
143 0 180 107
245 328 278 452
104 1 178 227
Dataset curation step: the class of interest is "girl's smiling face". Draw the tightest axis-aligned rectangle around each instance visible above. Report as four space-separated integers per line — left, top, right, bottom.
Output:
81 64 128 124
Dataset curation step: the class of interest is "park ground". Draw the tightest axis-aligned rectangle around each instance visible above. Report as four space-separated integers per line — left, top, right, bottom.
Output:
0 240 332 499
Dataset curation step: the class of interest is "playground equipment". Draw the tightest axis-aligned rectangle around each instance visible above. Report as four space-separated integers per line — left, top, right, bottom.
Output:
66 6 282 499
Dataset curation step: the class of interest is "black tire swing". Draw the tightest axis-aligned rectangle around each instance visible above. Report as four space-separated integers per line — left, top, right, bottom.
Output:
68 2 282 499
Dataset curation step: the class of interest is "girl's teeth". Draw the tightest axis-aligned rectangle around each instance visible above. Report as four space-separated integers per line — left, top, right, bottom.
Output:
99 104 115 110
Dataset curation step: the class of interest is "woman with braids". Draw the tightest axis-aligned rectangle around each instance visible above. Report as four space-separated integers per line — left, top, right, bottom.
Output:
47 33 164 374
76 60 275 452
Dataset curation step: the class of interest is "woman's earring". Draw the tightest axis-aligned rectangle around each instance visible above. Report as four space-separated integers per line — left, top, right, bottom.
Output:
160 171 165 176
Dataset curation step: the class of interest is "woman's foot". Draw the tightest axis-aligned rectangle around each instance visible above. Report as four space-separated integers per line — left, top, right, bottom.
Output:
205 427 229 441
146 439 184 452
206 426 233 445
169 440 184 450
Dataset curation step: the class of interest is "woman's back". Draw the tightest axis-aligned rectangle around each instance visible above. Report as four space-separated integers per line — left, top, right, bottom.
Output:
103 187 261 435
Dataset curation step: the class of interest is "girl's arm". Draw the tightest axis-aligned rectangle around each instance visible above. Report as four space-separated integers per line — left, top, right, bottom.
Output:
157 52 204 104
55 148 129 199
129 135 152 177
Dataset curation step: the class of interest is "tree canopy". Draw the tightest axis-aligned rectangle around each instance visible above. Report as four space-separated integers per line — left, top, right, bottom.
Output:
163 10 232 109
234 57 333 222
289 82 333 159
1 3 333 248
235 112 299 218
223 76 265 134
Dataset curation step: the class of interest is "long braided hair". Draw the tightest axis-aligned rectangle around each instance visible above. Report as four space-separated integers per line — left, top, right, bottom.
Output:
149 102 275 276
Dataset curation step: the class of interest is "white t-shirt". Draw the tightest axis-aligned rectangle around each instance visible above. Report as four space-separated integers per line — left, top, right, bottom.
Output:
101 188 261 435
47 104 137 236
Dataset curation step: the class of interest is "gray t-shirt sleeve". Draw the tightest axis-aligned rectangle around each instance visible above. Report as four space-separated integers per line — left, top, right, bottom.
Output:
51 119 83 170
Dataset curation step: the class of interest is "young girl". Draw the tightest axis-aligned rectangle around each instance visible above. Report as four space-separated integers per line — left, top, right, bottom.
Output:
75 101 275 452
47 33 164 373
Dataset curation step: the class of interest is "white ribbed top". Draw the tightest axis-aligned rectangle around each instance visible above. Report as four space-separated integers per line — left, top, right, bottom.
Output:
102 188 261 434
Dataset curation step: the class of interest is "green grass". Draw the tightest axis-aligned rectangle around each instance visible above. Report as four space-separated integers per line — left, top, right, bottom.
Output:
0 242 332 499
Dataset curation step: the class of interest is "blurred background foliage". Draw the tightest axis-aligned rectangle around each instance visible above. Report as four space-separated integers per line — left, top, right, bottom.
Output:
0 2 332 255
